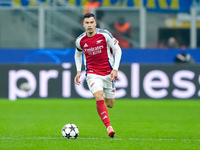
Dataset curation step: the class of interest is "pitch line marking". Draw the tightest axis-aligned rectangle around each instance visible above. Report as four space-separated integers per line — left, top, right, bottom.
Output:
0 137 200 141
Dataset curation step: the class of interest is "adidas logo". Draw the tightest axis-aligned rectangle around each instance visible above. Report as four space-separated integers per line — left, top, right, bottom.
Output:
83 43 88 47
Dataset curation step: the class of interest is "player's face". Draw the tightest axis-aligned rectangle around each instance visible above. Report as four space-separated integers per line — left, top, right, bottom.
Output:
83 17 96 37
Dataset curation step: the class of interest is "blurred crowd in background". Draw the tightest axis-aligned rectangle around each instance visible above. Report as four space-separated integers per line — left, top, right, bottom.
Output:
0 0 199 49
0 0 200 64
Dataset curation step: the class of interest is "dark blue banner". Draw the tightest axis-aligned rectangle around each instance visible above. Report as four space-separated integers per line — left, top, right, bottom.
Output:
0 48 200 64
1 0 193 13
77 0 193 12
144 0 193 12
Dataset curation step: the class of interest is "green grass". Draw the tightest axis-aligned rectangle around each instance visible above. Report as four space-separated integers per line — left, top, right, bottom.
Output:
0 99 200 150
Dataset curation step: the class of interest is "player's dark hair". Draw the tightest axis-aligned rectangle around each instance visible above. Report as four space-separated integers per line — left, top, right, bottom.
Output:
83 13 95 20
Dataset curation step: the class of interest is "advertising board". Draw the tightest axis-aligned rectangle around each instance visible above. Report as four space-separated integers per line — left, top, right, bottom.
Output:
1 63 199 100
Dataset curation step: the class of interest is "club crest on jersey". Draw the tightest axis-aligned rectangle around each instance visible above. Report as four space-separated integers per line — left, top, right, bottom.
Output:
96 40 103 44
83 43 88 47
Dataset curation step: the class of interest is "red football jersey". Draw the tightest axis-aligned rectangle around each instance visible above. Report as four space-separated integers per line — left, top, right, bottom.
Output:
75 28 121 76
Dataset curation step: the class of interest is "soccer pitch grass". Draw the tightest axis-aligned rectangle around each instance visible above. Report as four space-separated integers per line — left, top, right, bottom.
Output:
0 99 200 150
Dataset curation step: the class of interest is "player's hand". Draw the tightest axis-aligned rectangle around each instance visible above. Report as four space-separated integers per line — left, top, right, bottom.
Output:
74 72 81 85
110 70 118 82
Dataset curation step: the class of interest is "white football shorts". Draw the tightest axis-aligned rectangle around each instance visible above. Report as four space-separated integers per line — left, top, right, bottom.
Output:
86 74 115 99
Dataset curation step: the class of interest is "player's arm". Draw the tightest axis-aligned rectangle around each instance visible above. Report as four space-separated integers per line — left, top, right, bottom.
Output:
105 30 122 71
107 32 122 81
111 40 122 71
74 47 83 85
110 43 122 81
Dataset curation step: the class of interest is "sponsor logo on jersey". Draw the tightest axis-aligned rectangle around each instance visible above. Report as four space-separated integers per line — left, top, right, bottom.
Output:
83 43 88 47
84 45 104 55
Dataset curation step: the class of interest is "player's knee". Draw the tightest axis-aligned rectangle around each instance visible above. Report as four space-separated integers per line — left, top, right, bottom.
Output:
106 99 115 108
107 104 114 108
94 91 104 100
95 95 103 100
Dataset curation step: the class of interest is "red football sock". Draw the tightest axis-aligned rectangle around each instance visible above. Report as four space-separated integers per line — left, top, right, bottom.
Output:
96 100 111 128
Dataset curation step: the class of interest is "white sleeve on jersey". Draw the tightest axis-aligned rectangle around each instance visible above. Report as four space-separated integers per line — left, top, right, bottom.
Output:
74 49 83 72
112 43 122 71
106 31 122 71
74 37 84 72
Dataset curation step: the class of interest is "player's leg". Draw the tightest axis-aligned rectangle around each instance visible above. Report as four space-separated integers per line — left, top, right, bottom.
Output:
86 75 113 135
103 89 116 137
93 91 115 138
103 82 116 137
93 90 104 100
103 82 116 108
93 90 111 128
104 98 115 108
103 75 116 108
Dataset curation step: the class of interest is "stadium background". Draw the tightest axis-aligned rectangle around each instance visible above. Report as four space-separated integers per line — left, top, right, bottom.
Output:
1 0 200 100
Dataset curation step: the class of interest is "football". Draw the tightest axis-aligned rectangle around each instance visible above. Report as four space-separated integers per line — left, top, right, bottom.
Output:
19 82 31 91
61 123 79 139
